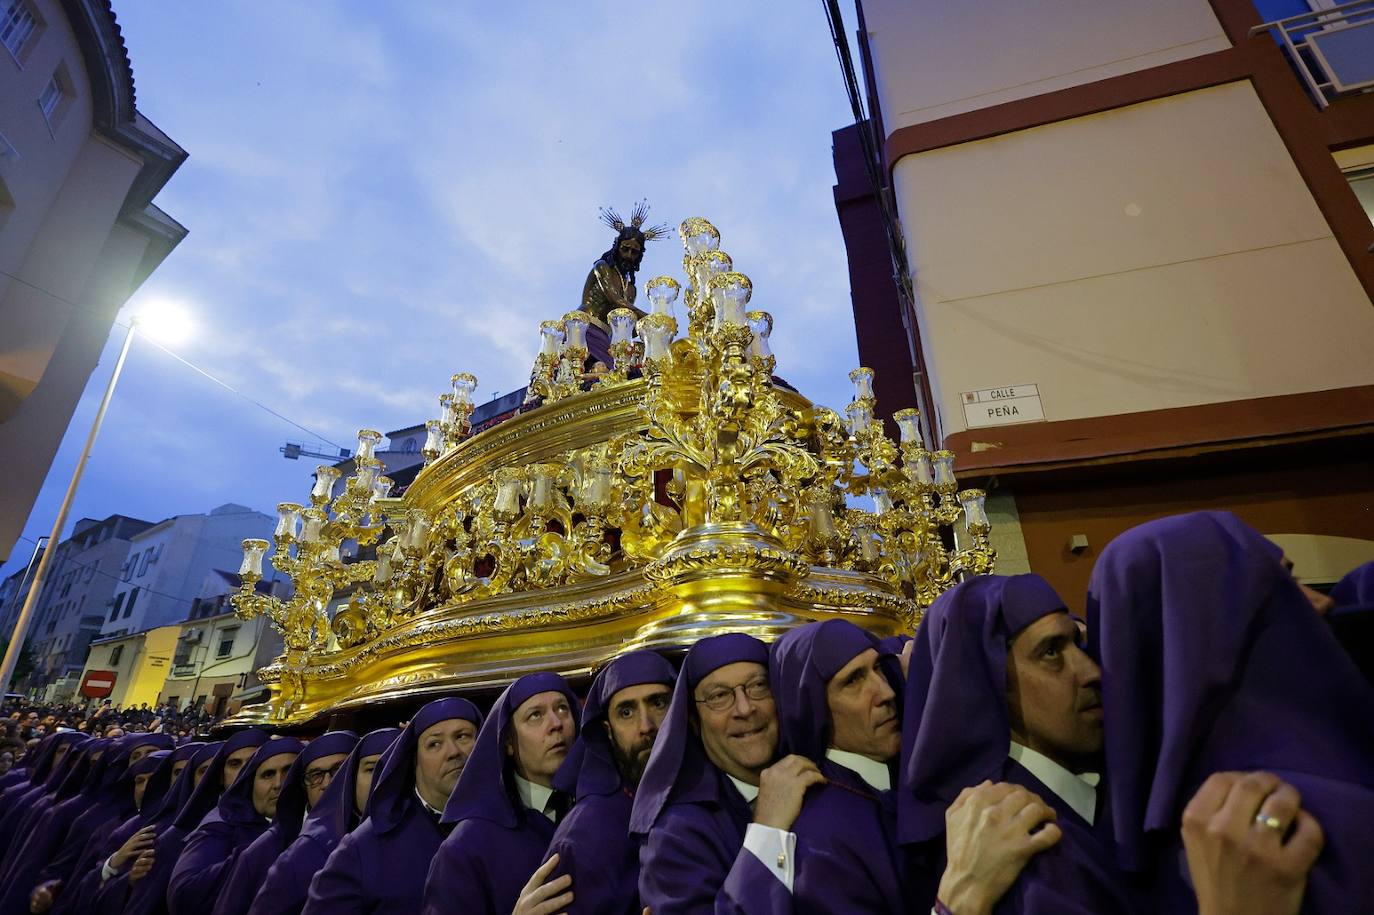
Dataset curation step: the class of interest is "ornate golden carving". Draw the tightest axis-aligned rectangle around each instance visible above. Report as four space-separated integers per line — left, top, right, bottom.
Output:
230 217 993 726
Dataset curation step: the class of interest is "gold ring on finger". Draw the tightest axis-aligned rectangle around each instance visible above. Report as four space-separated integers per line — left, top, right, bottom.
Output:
1254 813 1284 832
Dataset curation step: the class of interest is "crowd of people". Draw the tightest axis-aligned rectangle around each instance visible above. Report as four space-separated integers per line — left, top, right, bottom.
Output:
1 701 227 759
0 510 1369 915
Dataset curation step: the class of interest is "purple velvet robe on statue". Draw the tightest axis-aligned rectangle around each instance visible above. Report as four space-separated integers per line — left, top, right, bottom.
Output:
303 698 482 915
211 731 357 915
543 650 677 915
630 632 790 915
168 736 304 915
1087 511 1374 914
249 728 399 915
900 574 1142 915
766 619 913 915
120 730 269 915
422 672 581 915
51 746 183 915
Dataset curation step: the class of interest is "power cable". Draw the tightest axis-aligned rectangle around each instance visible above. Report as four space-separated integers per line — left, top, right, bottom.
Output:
0 266 346 449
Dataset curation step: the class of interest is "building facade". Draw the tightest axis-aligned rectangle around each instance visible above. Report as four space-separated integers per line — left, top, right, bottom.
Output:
0 0 187 564
834 0 1374 607
78 621 177 707
21 512 150 697
99 503 274 639
0 538 43 642
156 569 285 716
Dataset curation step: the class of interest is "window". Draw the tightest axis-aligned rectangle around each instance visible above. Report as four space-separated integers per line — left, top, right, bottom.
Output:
0 0 37 60
109 645 123 666
37 74 60 120
108 592 125 622
216 627 238 659
402 437 419 453
137 549 152 577
1349 167 1374 229
123 587 139 620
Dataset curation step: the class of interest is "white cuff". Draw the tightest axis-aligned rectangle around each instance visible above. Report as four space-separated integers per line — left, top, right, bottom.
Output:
743 823 797 892
101 855 118 881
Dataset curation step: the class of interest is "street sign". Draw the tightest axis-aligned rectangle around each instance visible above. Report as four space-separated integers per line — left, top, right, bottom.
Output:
961 384 1045 429
79 670 117 699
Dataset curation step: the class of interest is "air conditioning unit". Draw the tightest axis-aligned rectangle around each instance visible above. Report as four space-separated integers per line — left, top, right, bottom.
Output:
183 628 203 643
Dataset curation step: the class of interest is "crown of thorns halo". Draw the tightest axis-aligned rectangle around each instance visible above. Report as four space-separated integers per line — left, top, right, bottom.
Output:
598 199 669 242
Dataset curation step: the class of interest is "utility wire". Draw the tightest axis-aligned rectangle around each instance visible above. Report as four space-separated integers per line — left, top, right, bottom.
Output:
0 266 346 450
122 326 346 450
819 0 936 444
10 530 274 608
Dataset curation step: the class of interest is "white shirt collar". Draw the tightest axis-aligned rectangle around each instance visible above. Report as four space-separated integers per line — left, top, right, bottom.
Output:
825 748 892 792
413 785 443 818
514 773 557 821
1007 741 1099 824
727 775 760 805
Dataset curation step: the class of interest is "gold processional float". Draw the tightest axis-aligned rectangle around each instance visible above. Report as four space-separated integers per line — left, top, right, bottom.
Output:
227 217 996 728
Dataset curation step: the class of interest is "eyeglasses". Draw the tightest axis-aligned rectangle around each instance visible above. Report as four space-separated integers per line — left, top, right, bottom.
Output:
302 760 345 788
694 678 772 712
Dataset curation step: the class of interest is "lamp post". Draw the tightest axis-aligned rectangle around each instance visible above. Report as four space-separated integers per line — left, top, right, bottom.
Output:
0 319 140 694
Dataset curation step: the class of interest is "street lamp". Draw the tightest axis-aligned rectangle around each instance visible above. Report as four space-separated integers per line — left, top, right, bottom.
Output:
0 311 183 693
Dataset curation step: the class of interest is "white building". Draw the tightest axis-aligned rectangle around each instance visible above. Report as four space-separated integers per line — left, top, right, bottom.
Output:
158 568 286 716
100 503 274 638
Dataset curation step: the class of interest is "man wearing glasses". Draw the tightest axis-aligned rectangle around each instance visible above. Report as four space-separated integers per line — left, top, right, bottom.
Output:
630 633 822 914
209 731 358 915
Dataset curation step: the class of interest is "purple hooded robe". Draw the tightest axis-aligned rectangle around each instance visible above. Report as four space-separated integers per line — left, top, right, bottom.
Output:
211 731 357 915
303 698 482 915
544 651 677 915
1087 511 1374 914
0 732 90 865
32 734 175 889
120 729 269 915
0 736 110 905
0 733 57 807
208 725 357 912
1331 560 1374 607
91 741 221 915
168 735 305 915
249 728 399 915
901 574 1142 915
422 672 582 915
51 746 184 915
1328 560 1374 685
766 619 912 915
630 632 790 915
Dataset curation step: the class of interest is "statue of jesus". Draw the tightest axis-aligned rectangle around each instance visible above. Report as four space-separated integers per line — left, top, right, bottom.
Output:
580 202 667 367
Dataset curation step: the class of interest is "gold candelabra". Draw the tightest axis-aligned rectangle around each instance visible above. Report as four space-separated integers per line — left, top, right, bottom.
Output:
230 216 994 726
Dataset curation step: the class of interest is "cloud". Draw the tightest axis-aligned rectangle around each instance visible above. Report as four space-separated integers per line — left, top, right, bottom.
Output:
3 0 881 579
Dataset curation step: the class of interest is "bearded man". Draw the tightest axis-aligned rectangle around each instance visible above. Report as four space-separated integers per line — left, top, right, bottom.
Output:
537 650 676 915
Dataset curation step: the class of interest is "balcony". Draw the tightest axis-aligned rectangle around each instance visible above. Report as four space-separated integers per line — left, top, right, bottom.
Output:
1252 0 1374 108
170 663 198 678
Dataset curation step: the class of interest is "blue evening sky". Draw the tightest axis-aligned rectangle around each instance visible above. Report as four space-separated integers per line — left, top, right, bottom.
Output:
4 1 869 578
